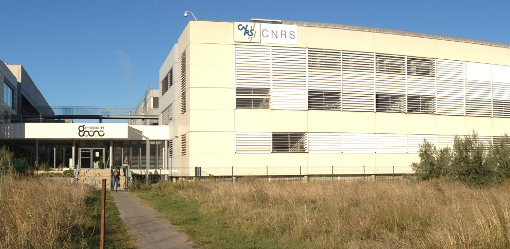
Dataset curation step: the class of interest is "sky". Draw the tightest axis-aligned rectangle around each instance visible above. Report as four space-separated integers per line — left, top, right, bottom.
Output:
1 0 510 108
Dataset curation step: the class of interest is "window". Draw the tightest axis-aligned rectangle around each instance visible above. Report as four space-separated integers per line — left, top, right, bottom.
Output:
236 88 270 109
161 68 173 96
407 57 435 76
376 54 405 75
180 134 186 156
3 83 12 108
162 105 172 125
376 94 406 113
180 52 186 114
308 90 341 110
407 95 435 114
169 139 173 158
272 133 307 153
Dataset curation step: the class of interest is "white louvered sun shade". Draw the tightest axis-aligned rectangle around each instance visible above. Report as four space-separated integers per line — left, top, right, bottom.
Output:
272 133 307 152
235 133 503 154
308 133 342 153
307 49 342 110
235 46 271 109
342 51 375 112
375 134 407 153
235 133 272 153
342 133 376 153
180 51 187 114
271 47 308 110
465 62 492 117
492 65 510 117
407 57 436 114
436 59 465 116
161 104 172 125
375 54 406 113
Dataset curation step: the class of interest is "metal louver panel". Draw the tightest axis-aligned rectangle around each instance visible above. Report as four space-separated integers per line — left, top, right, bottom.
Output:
342 133 375 153
436 59 465 116
465 62 492 117
308 49 342 110
492 65 510 117
236 133 272 153
161 104 172 125
271 47 308 110
375 55 406 111
342 51 375 112
180 134 187 156
376 134 407 153
407 57 436 114
308 133 342 153
235 46 271 88
180 51 187 114
272 133 307 152
407 135 437 153
437 135 455 149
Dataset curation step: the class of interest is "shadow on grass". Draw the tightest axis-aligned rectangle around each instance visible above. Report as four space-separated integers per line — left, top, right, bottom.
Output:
83 190 136 249
134 190 285 249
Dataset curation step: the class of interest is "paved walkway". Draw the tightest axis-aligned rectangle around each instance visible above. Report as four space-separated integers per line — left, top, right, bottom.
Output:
112 191 195 249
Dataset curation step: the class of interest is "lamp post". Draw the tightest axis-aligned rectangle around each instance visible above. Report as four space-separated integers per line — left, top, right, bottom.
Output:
184 11 197 21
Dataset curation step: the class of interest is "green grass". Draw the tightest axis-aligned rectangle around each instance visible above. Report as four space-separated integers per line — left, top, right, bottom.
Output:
135 189 285 249
85 190 136 249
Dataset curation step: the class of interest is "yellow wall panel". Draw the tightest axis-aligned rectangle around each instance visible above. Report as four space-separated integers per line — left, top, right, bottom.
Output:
189 21 234 45
190 110 234 132
189 88 234 110
190 65 234 88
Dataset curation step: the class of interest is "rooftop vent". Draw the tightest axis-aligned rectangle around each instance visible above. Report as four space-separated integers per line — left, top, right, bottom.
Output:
250 18 282 24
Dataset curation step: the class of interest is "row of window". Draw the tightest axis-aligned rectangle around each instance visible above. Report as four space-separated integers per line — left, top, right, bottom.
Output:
235 132 498 154
235 46 510 117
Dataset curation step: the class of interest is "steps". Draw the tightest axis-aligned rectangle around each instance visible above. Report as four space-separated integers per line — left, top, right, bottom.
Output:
77 168 128 191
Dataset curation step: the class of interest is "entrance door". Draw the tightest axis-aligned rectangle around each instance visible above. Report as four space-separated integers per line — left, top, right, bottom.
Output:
79 148 105 169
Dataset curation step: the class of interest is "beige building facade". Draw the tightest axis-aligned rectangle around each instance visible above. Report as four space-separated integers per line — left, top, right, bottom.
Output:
159 20 510 177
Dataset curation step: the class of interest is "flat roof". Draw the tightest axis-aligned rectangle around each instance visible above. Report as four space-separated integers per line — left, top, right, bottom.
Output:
281 20 510 49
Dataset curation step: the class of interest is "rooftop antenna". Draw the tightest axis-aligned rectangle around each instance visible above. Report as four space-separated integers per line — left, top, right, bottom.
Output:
184 11 197 21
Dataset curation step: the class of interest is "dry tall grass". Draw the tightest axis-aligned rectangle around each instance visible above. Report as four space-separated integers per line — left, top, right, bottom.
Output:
0 175 94 248
157 179 510 248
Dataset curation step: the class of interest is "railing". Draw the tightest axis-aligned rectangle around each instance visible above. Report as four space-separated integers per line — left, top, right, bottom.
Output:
130 165 414 179
30 106 137 116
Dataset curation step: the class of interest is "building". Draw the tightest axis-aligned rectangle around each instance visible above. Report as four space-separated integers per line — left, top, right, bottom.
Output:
0 62 168 187
159 19 510 177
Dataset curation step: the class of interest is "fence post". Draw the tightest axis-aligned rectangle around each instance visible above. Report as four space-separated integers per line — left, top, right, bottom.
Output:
100 179 106 249
232 166 234 183
266 166 268 180
393 166 395 177
300 166 302 180
363 166 365 176
332 166 334 181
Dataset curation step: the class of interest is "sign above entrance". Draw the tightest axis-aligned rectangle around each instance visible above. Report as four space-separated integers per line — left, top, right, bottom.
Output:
234 22 298 45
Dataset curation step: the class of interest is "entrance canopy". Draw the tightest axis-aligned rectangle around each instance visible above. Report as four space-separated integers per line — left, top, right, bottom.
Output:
0 123 169 140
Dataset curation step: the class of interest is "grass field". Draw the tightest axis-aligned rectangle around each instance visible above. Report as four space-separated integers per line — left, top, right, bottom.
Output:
136 178 510 248
0 176 135 248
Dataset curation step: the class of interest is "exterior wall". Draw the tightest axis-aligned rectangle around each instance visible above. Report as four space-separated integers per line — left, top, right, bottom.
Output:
164 20 510 176
6 64 53 117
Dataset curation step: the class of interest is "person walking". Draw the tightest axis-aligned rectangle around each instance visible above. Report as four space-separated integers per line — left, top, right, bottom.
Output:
113 167 120 192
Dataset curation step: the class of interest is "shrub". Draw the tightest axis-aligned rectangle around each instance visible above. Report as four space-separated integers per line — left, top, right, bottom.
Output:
411 140 451 180
412 132 506 186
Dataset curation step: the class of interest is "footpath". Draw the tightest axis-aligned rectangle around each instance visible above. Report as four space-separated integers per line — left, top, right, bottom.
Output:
112 191 195 249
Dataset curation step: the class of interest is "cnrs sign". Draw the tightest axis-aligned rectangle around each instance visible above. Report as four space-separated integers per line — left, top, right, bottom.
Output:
234 22 298 45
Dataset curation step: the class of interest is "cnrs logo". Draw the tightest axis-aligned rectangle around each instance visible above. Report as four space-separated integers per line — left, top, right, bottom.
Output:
237 23 257 41
78 125 105 137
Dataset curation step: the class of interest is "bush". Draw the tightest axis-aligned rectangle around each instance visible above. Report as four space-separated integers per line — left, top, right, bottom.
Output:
411 140 451 180
412 132 508 186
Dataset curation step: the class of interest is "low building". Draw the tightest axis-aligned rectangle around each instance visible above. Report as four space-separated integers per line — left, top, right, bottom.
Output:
159 19 510 177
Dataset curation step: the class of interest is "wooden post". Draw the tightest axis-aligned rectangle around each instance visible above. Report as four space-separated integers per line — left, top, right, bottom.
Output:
100 179 106 249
